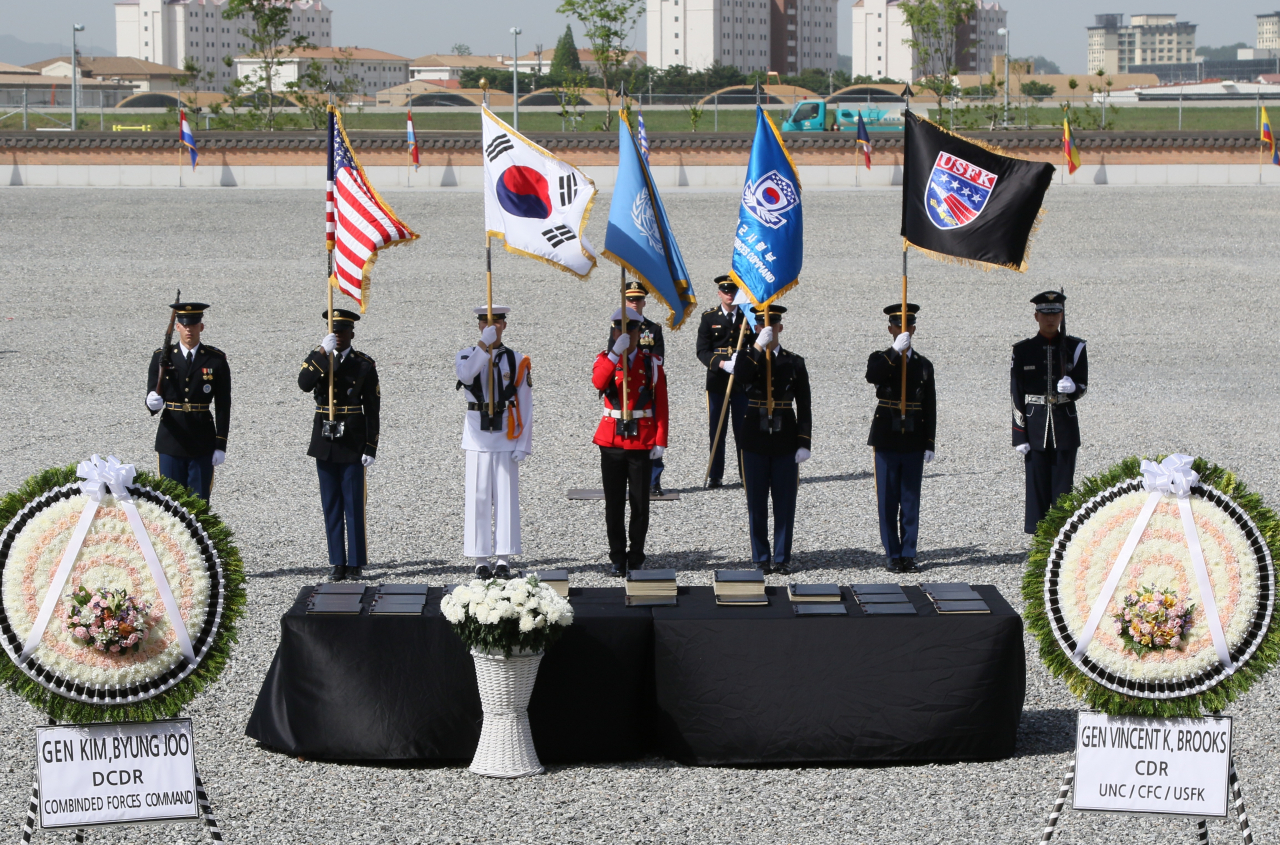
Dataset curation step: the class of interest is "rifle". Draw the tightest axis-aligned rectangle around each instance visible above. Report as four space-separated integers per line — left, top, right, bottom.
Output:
154 289 181 393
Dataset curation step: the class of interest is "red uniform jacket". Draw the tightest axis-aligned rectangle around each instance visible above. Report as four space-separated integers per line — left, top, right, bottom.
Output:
592 350 669 450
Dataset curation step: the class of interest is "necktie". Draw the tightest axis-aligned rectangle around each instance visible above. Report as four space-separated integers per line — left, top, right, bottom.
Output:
186 351 193 364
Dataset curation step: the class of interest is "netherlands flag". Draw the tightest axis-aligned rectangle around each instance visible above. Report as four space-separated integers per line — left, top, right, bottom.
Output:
407 109 420 170
179 108 197 170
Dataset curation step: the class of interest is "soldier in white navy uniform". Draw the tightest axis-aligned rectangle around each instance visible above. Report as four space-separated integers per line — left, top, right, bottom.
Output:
455 306 533 578
1011 291 1088 533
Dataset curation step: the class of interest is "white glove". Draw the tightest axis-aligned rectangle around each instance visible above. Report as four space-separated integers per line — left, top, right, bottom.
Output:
1015 443 1031 456
361 454 376 468
480 325 498 347
1057 375 1076 394
649 446 665 460
924 450 934 464
795 447 811 464
755 326 774 348
146 391 164 411
611 335 631 356
211 449 226 467
892 332 912 353
321 333 338 355
512 450 528 463
721 352 736 374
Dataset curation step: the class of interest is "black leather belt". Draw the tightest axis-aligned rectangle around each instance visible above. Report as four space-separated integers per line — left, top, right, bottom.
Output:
877 399 922 411
164 402 210 412
467 402 507 412
748 400 794 410
315 405 363 415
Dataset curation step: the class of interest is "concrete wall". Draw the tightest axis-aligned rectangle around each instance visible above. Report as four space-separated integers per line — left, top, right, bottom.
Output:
9 162 1280 189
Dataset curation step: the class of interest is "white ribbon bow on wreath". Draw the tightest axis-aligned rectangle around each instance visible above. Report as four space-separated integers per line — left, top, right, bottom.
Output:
19 455 197 666
1072 454 1235 673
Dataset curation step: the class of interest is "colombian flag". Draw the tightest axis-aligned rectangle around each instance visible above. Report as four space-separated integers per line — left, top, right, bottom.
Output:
855 111 873 170
1062 115 1080 175
1263 106 1278 166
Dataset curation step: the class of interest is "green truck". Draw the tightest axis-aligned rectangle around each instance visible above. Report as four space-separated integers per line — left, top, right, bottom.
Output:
780 99 905 132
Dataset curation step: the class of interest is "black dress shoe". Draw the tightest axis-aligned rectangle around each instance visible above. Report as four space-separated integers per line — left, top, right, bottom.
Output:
651 483 665 498
346 567 364 580
708 479 724 489
329 565 348 582
885 557 900 573
493 563 511 579
898 557 918 573
474 563 493 580
609 565 626 578
774 562 791 575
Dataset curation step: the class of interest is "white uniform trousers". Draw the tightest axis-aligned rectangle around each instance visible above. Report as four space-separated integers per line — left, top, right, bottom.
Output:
464 449 521 557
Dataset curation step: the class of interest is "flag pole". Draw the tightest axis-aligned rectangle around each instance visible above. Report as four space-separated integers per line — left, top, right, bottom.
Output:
480 78 497 421
620 266 631 427
326 98 336 432
703 318 751 487
764 302 773 426
899 242 909 422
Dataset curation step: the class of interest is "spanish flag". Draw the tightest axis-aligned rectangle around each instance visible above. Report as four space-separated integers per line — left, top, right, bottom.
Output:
1263 106 1278 166
1062 115 1081 175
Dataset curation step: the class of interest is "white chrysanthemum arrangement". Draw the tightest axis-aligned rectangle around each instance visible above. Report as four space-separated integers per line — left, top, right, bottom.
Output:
441 576 574 657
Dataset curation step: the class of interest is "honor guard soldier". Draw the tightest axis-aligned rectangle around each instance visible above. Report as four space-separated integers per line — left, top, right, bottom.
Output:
1012 291 1087 533
696 276 754 487
733 306 811 574
145 302 230 502
298 309 380 581
622 281 667 496
865 304 936 573
456 306 533 579
593 306 669 576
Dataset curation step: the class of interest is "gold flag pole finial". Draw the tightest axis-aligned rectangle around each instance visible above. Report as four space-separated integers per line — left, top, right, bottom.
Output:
479 77 489 110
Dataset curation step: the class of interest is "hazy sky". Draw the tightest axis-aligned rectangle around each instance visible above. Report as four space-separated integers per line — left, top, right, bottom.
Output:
0 0 1260 74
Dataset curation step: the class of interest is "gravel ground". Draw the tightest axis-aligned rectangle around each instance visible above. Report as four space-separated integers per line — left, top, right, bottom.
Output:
1 186 1278 844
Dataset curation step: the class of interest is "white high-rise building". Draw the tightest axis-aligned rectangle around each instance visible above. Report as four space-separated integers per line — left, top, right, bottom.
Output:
852 0 1004 82
1087 13 1196 74
1257 12 1280 51
646 0 772 73
116 0 332 91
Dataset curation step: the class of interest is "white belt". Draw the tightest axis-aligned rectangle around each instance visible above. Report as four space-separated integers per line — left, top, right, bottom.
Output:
1025 394 1073 406
602 409 653 419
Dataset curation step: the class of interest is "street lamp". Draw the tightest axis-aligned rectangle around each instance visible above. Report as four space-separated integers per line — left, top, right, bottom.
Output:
510 27 522 130
997 26 1009 128
72 24 85 130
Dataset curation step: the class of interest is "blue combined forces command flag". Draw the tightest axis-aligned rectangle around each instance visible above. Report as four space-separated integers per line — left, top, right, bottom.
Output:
901 111 1055 272
730 106 803 306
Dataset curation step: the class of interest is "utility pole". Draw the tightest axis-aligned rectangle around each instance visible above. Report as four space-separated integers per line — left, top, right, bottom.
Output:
997 27 1009 128
510 27 522 130
71 23 85 130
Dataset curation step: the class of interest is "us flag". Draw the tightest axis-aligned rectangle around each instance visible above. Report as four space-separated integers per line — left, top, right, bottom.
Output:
326 106 418 310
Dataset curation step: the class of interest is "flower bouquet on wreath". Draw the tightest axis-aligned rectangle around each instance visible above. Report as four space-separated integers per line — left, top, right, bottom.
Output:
441 576 574 777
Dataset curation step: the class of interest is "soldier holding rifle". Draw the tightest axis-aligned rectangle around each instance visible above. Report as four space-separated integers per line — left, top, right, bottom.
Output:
1011 291 1088 533
145 299 231 502
696 276 754 488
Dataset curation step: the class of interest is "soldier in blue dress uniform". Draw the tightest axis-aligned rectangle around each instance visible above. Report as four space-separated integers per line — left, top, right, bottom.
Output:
1011 290 1087 533
696 277 755 488
865 303 936 572
298 309 380 581
145 302 231 502
733 305 811 574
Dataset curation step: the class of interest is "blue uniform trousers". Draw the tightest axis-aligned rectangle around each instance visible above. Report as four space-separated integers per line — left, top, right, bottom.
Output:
707 391 747 483
1024 447 1077 534
874 449 924 560
651 456 665 489
158 452 214 502
742 449 799 566
316 459 367 570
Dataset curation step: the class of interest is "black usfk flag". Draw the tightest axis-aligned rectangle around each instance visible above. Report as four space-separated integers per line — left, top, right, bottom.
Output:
901 111 1055 272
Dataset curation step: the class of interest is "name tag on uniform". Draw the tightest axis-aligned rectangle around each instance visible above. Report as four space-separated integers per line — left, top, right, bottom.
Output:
1023 365 1036 370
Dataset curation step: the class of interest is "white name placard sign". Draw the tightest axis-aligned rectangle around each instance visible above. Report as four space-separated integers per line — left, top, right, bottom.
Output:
35 718 199 829
1073 712 1231 818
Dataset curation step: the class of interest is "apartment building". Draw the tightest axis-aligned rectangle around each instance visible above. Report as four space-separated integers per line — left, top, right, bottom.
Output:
1087 13 1196 75
852 0 1003 82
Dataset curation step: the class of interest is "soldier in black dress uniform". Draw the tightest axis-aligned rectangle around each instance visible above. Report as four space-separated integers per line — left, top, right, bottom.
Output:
1011 291 1088 533
733 305 811 574
695 276 755 488
618 281 668 495
865 304 936 572
298 309 381 581
145 302 230 502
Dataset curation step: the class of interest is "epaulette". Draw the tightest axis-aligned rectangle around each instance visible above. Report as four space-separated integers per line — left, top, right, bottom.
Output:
352 350 375 365
201 345 226 358
703 306 718 314
153 348 163 355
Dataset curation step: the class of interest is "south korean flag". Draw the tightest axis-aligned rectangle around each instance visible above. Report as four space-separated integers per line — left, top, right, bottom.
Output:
482 107 599 277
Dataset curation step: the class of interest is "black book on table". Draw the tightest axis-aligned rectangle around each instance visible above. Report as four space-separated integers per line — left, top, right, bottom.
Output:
851 583 905 594
715 595 769 606
714 569 765 583
369 599 426 616
856 591 911 603
921 582 970 592
788 583 842 602
627 569 677 582
934 599 991 614
794 604 848 616
533 570 569 582
313 583 366 595
624 595 678 607
927 589 983 602
307 594 365 614
371 594 427 605
376 583 430 595
858 601 918 616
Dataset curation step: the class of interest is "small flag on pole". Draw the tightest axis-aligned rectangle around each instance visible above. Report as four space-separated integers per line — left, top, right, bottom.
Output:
637 109 650 163
1063 114 1081 175
855 111 872 170
729 106 803 307
482 106 598 278
407 109 420 170
179 108 197 170
327 105 419 311
1263 106 1278 166
901 111 1054 272
603 110 696 328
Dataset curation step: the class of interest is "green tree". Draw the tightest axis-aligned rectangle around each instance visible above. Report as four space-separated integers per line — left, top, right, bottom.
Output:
452 43 472 56
290 51 360 129
173 56 215 111
899 0 977 80
557 0 645 131
1021 80 1055 99
223 0 313 130
550 25 583 77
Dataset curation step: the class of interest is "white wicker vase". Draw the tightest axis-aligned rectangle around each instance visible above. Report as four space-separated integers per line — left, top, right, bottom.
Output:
468 647 545 777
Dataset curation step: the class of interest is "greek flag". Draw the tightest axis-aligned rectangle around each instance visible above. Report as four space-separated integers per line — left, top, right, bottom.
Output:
602 113 696 328
729 106 803 307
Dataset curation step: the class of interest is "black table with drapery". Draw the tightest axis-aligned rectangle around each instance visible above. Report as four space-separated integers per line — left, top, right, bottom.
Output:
244 587 656 763
246 584 1024 765
651 585 1026 765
